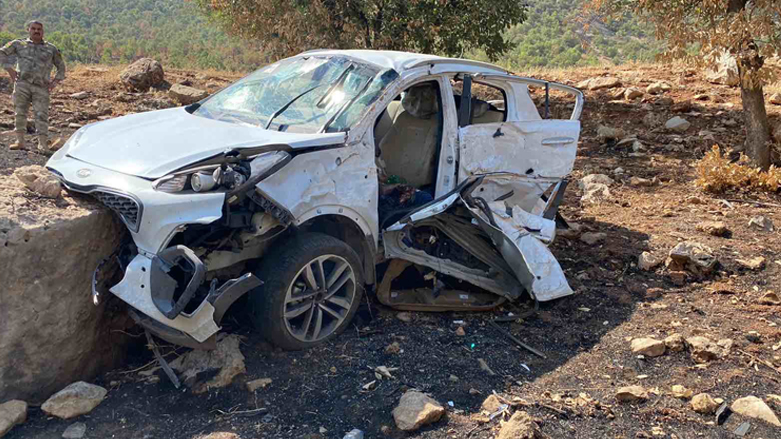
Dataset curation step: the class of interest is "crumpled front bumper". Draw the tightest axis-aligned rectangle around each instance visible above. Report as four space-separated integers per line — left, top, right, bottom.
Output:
104 249 262 348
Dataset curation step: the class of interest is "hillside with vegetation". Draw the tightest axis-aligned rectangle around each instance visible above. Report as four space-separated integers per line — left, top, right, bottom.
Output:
0 0 659 71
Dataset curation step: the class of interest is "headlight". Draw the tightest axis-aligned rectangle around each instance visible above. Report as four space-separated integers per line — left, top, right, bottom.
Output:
191 171 217 192
152 174 188 193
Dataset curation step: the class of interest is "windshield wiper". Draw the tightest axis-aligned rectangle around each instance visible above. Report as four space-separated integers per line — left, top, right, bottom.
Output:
264 84 327 130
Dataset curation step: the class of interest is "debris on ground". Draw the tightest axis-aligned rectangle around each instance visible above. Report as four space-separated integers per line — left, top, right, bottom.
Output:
664 334 686 352
696 221 730 237
631 338 666 357
665 116 691 132
685 336 721 363
343 428 364 439
246 378 272 392
758 291 781 305
638 252 664 271
736 256 766 270
671 385 693 399
0 400 27 437
41 382 107 419
62 422 87 439
169 334 246 394
668 241 717 274
730 396 781 427
385 342 401 354
748 216 775 232
580 232 606 245
391 390 445 432
481 394 506 413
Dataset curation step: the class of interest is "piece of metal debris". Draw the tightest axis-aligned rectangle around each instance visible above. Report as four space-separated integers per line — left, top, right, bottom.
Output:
716 401 731 425
489 320 547 359
489 404 510 420
145 330 180 389
478 358 496 376
733 422 750 437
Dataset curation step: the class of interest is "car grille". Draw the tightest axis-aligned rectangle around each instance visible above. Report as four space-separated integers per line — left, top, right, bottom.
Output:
93 191 141 232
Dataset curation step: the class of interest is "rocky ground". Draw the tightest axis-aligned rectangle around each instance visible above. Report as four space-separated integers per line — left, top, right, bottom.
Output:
2 61 781 439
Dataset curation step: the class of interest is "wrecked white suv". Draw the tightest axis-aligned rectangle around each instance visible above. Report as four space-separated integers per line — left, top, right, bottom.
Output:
46 50 583 351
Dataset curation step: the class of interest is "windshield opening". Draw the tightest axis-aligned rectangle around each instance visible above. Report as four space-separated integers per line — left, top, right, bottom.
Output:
193 56 398 134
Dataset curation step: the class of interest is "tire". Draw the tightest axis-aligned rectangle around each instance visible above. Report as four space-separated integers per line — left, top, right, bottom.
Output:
249 232 364 350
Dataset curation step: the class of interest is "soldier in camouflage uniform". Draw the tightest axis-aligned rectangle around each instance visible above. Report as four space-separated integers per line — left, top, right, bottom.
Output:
0 20 66 151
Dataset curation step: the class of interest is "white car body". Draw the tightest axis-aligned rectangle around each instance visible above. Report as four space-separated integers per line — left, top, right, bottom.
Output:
47 50 584 349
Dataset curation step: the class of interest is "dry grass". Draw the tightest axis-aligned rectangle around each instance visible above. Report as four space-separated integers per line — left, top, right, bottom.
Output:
696 145 781 193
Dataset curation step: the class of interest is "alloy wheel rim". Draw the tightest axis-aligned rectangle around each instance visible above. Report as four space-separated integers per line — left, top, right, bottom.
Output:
283 254 356 343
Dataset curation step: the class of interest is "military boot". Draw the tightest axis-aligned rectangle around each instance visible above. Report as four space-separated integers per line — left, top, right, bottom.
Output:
9 133 26 150
37 135 49 152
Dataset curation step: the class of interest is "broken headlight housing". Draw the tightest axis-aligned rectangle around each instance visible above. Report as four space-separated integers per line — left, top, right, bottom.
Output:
152 151 291 193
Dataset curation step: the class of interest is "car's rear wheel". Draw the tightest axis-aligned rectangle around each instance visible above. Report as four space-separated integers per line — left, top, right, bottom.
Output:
250 233 364 350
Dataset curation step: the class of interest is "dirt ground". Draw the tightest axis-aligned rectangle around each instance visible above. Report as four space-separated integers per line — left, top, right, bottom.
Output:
2 63 781 439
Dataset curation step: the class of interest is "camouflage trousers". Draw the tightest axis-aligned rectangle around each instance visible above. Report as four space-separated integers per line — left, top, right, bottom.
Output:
13 80 50 138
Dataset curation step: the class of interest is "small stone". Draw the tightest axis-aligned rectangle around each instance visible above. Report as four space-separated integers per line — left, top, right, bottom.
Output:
691 393 720 414
580 77 622 91
630 177 654 187
41 382 108 419
385 342 401 354
581 184 611 204
685 336 720 363
392 391 445 432
469 388 481 396
643 113 661 128
62 422 87 439
496 411 547 439
579 174 614 190
665 116 691 132
455 327 466 336
625 87 644 100
664 334 686 352
481 394 504 413
647 81 672 94
616 385 648 403
731 396 781 426
580 232 607 246
396 312 412 323
668 241 717 274
631 338 666 357
170 334 246 394
736 256 766 270
68 123 83 129
557 222 582 239
449 375 459 383
14 165 62 198
597 125 624 142
638 252 664 271
0 400 27 437
696 221 730 237
319 427 327 434
770 93 781 105
672 385 693 399
70 92 89 100
380 425 392 435
745 331 762 344
758 291 781 305
717 338 734 352
169 84 209 105
246 378 272 392
748 216 774 232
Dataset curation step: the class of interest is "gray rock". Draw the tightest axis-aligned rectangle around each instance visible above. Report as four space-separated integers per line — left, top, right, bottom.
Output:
749 216 774 232
685 336 720 363
120 58 165 92
638 252 663 271
643 113 661 128
707 52 740 87
62 422 87 439
578 77 622 91
497 411 548 439
41 382 107 419
0 400 27 437
668 241 717 274
616 386 648 403
246 378 272 392
392 391 445 432
579 174 614 190
581 184 611 204
731 396 781 426
170 334 246 394
481 394 504 413
13 165 62 198
70 92 89 100
597 125 624 142
647 81 672 95
625 87 644 100
169 84 209 105
631 338 666 357
343 429 364 439
396 312 412 322
580 232 606 246
696 221 730 237
665 116 691 132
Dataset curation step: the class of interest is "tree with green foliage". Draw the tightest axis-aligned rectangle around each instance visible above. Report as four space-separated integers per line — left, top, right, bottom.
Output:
589 0 781 171
194 0 527 60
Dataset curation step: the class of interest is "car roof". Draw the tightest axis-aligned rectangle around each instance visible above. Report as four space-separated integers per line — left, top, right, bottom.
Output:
296 49 509 75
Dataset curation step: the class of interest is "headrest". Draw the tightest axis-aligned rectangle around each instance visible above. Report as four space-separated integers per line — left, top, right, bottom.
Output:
472 99 490 118
402 85 439 119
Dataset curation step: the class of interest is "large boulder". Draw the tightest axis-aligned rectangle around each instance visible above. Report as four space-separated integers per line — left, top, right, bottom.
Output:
707 52 740 87
0 176 132 403
120 58 165 92
169 84 209 105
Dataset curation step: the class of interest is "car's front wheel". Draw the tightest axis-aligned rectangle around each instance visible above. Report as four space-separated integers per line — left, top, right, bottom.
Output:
250 233 364 350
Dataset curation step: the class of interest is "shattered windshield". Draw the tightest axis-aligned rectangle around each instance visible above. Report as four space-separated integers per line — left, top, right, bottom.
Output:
193 56 397 133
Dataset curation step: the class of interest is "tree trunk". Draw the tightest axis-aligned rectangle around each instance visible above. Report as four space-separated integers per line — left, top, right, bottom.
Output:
738 69 772 171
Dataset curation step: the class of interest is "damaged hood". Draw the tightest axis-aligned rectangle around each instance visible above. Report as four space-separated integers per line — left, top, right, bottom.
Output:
66 108 347 179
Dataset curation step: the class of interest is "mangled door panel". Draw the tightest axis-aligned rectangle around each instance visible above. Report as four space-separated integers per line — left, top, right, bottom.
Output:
459 120 579 179
381 176 573 307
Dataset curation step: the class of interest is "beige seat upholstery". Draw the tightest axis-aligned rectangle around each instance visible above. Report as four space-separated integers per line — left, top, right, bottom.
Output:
377 84 441 188
470 99 505 125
